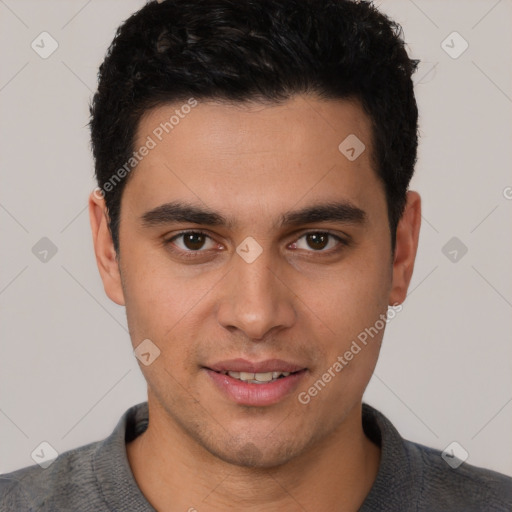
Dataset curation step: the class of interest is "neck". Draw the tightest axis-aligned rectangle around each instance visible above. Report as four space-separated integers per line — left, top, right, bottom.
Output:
127 397 380 512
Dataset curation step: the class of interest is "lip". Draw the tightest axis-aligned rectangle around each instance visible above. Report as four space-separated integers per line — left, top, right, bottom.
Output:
203 359 307 406
206 358 305 374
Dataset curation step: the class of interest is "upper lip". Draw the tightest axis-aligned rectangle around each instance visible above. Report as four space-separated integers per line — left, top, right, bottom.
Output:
205 358 306 373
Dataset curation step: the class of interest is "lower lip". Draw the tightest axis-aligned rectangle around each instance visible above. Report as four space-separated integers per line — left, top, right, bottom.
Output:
204 369 307 406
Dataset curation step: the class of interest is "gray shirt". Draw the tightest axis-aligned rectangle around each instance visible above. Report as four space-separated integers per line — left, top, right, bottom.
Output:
1 402 511 511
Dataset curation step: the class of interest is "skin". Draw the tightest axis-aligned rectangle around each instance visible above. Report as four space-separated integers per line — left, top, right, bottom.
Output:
89 95 421 511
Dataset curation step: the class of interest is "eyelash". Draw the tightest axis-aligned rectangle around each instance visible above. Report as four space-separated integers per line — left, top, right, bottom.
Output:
163 230 349 259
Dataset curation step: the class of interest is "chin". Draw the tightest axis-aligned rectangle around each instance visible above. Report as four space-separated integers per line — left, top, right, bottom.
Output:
204 436 303 469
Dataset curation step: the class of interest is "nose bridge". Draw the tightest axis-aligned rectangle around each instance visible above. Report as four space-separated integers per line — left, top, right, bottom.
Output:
216 242 296 339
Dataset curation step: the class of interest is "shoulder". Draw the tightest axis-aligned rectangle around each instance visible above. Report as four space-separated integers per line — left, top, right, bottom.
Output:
406 439 512 511
0 439 106 511
361 404 512 512
0 402 149 512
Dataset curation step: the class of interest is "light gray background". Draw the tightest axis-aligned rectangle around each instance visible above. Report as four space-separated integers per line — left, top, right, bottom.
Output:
1 0 511 477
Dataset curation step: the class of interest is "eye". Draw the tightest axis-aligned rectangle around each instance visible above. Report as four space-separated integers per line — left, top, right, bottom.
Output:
290 232 345 252
167 231 217 252
165 230 347 258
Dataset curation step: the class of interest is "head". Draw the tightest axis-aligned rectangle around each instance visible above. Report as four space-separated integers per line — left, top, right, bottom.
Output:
89 0 421 468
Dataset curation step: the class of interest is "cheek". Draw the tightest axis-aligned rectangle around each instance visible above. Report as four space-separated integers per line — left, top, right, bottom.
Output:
119 247 220 355
296 268 388 415
299 252 391 341
121 262 205 395
119 249 181 344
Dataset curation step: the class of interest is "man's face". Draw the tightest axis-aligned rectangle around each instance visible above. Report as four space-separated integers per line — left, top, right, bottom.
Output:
112 96 397 467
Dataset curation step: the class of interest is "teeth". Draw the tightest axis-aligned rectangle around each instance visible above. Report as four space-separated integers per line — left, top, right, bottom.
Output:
255 372 273 382
226 370 292 382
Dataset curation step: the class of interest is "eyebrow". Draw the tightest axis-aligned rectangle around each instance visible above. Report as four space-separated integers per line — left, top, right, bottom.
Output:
140 200 366 229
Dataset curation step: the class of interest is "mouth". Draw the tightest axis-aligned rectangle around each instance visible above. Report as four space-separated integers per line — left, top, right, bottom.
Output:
211 369 302 384
203 359 307 406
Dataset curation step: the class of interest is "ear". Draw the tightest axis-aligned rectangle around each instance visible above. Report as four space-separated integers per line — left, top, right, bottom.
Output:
388 191 421 306
88 190 125 306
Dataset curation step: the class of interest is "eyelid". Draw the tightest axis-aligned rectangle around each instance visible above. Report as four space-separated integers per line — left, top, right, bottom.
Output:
165 229 218 251
290 230 349 252
292 228 350 242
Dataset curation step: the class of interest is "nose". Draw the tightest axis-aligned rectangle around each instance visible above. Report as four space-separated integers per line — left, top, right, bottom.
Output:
216 246 296 340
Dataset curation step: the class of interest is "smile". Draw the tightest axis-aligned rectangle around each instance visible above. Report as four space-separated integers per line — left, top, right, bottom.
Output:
204 365 307 406
217 370 293 383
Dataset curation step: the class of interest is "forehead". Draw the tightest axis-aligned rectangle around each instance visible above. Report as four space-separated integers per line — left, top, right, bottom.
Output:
125 95 383 224
137 95 372 161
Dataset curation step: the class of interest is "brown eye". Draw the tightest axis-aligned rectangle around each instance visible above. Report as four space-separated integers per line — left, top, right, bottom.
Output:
168 231 216 252
305 233 329 250
183 232 206 250
291 232 344 252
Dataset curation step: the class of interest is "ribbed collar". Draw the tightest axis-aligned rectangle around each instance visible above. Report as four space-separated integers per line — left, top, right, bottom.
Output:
92 401 154 511
359 403 422 511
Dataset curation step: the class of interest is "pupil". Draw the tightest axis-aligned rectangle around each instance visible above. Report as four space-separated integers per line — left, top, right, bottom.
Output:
307 233 328 250
184 233 205 250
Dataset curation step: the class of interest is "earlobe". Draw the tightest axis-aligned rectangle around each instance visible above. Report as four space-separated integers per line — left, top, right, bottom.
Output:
88 191 125 306
388 191 421 306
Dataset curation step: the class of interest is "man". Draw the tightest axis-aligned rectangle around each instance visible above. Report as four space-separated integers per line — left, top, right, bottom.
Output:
1 0 511 510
